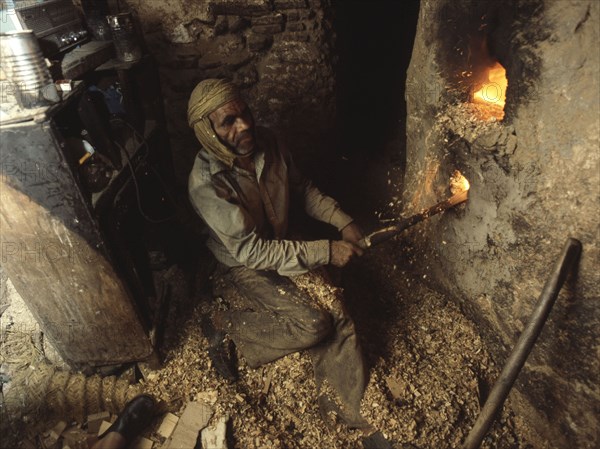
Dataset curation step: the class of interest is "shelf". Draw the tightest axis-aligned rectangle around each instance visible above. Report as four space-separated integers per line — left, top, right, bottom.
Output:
61 40 115 80
91 119 157 212
95 55 149 72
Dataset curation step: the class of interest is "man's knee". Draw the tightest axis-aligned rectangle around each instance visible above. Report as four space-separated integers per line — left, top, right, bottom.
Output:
300 308 333 344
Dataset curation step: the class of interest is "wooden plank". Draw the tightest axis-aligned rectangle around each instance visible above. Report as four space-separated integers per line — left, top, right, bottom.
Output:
87 411 110 434
166 402 214 449
0 122 152 368
156 413 179 440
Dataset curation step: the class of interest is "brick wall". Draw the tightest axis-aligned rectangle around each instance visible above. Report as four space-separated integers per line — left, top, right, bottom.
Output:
122 0 336 185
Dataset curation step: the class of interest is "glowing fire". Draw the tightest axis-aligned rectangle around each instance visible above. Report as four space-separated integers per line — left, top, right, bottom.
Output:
450 170 470 195
472 62 508 120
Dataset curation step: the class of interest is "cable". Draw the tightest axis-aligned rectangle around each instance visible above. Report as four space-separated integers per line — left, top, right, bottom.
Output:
113 139 174 224
110 116 181 209
109 120 175 224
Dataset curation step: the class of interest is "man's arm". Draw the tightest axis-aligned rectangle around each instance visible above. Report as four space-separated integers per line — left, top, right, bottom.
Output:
190 177 331 276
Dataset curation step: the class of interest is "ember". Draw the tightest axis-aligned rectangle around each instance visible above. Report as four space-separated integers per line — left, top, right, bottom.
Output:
472 62 507 121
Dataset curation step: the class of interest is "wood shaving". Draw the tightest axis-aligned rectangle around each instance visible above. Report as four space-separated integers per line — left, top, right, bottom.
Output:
1 253 537 448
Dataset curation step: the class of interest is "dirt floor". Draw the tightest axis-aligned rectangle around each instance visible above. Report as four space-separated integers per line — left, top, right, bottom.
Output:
1 247 538 449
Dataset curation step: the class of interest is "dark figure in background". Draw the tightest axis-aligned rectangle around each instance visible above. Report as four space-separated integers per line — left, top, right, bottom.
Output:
187 79 391 448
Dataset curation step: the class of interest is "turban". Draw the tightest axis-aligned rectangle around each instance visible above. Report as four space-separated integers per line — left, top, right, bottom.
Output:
187 79 241 167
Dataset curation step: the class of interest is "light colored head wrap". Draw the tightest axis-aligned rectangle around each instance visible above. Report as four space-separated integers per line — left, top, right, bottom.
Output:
187 78 241 167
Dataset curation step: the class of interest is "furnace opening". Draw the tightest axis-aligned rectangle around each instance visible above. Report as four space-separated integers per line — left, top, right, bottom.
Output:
471 60 508 121
465 32 509 122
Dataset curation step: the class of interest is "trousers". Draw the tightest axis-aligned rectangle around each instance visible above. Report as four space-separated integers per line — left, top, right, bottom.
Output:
217 265 368 428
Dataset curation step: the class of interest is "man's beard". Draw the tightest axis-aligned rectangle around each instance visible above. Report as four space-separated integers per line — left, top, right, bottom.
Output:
232 130 256 157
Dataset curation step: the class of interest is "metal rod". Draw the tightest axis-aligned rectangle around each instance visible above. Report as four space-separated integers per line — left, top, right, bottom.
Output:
357 190 469 249
462 237 582 449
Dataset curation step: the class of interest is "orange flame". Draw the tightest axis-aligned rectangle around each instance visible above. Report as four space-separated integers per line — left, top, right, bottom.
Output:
472 62 507 120
450 170 470 195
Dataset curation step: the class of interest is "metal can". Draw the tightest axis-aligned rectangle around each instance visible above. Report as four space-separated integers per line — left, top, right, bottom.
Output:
0 30 59 109
106 13 142 63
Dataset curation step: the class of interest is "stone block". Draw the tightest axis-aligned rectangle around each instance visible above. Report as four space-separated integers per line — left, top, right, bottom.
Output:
259 62 321 89
214 16 229 35
87 411 110 434
200 415 229 449
210 0 272 17
49 421 67 441
191 3 216 24
186 19 216 40
157 413 179 440
229 16 250 33
271 41 320 63
280 31 310 42
199 48 251 70
193 34 245 69
171 42 203 57
226 50 253 69
63 426 88 447
286 22 305 32
234 66 259 87
215 34 246 54
97 421 112 437
252 13 285 26
169 23 195 44
253 23 284 35
274 0 308 10
247 33 273 52
165 402 214 449
169 54 200 70
285 10 300 22
197 57 224 71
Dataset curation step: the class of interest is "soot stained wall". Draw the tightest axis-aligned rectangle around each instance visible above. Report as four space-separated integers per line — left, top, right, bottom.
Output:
403 1 599 447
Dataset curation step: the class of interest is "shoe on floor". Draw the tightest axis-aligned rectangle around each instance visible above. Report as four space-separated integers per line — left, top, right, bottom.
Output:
98 394 156 444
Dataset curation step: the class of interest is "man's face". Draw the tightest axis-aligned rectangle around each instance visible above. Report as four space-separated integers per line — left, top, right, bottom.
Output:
209 98 256 156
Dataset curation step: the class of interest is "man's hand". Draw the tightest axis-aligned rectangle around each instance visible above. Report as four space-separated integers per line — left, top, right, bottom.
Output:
330 240 364 267
341 222 364 245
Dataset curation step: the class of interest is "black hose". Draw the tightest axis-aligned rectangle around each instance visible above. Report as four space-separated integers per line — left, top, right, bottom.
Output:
462 237 582 449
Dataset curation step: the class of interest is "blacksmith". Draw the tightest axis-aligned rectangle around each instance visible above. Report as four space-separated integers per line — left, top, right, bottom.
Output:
187 79 390 447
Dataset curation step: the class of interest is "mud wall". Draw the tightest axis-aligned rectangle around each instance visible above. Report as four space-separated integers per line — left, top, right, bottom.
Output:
118 0 336 185
402 1 599 447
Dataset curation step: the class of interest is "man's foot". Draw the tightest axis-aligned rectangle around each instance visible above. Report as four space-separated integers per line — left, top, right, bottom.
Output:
317 395 341 430
361 430 393 449
200 312 238 382
98 394 156 444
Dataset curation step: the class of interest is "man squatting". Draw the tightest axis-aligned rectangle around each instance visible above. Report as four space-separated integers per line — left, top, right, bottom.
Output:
187 79 391 448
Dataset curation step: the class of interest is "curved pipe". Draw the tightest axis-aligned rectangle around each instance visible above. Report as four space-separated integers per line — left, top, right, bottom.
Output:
462 237 582 449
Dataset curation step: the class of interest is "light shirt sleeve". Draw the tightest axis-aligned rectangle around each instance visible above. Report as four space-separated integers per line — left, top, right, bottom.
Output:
189 174 331 277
